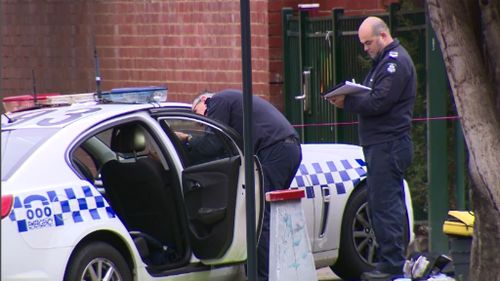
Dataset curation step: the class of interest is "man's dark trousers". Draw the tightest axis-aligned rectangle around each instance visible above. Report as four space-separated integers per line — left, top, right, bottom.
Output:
256 137 302 281
363 135 413 275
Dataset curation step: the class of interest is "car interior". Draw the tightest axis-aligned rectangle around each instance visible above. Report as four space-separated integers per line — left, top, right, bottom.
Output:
70 117 246 275
71 122 188 272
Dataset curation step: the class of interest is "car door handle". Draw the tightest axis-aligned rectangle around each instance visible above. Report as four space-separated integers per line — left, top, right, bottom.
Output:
321 184 331 202
197 207 226 225
319 184 331 237
187 181 202 192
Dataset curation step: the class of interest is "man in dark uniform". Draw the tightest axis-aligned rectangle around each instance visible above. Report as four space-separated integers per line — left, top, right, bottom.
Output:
328 17 416 281
183 89 302 281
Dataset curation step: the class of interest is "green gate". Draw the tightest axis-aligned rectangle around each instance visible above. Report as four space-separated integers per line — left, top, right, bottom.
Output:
282 4 425 144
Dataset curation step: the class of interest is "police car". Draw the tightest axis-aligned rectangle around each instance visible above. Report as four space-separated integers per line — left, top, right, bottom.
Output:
1 87 414 281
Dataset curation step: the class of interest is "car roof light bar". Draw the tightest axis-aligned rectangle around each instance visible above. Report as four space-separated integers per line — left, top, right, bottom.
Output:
2 93 60 112
2 85 168 112
100 86 168 104
45 93 96 106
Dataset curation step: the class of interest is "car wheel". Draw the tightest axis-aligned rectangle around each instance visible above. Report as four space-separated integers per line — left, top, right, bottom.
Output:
64 241 132 281
330 184 409 280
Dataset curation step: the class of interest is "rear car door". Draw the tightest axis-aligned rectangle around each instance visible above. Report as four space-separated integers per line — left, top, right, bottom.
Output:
153 109 263 264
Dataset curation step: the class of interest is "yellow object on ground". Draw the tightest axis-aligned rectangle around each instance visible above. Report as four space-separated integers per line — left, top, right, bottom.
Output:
443 210 474 237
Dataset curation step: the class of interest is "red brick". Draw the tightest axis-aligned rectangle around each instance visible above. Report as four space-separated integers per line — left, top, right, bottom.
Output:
2 0 392 100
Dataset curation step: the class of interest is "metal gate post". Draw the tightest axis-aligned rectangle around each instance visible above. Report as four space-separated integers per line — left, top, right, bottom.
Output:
282 7 293 104
297 9 309 142
426 16 449 253
331 8 344 143
388 3 400 33
455 121 467 210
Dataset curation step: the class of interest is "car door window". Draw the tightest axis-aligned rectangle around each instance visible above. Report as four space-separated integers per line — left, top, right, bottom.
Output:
160 118 239 167
72 146 98 182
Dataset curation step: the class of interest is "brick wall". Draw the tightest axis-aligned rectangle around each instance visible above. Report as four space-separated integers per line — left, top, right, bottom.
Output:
91 0 269 103
1 1 95 96
1 0 397 108
1 0 269 104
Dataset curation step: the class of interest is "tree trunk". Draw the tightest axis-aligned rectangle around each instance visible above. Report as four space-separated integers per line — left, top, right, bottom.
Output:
427 1 500 281
479 0 500 109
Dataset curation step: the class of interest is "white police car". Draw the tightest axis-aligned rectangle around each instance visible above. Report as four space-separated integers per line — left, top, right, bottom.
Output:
1 87 413 281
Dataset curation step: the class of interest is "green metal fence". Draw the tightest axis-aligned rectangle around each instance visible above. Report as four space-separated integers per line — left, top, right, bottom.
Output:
283 4 427 144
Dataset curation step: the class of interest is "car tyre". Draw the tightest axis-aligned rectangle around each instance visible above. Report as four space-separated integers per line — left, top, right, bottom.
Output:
330 184 409 280
64 241 132 281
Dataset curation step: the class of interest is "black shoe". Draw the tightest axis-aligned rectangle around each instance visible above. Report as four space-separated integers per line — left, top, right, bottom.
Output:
360 270 398 281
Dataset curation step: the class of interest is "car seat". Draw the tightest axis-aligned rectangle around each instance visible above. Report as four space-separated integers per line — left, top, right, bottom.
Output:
100 124 179 265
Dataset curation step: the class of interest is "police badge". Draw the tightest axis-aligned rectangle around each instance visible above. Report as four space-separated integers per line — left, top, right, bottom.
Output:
387 63 397 73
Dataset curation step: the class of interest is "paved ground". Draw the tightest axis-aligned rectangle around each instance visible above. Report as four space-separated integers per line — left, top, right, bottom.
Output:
317 267 342 280
236 266 341 280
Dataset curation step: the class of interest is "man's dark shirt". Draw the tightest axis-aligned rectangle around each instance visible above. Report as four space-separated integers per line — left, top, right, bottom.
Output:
206 89 298 154
344 39 416 146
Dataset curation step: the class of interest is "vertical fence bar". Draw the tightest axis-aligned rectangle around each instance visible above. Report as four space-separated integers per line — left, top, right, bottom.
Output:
282 8 292 111
426 15 449 254
297 10 307 141
455 121 466 210
388 3 400 32
332 8 343 143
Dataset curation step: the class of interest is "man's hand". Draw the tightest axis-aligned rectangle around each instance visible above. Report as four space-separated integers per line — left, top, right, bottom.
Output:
328 95 345 108
175 131 192 143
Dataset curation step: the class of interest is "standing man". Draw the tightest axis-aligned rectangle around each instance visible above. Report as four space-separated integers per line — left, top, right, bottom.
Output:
328 17 416 281
186 89 302 281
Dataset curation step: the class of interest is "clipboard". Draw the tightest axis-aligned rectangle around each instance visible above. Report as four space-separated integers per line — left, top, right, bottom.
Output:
321 81 371 98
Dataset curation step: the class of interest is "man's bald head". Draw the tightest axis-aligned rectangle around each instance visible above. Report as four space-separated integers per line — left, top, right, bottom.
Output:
358 17 393 59
359 17 390 37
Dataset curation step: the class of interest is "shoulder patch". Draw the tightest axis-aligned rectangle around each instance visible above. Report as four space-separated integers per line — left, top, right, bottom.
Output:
389 51 399 58
387 63 397 73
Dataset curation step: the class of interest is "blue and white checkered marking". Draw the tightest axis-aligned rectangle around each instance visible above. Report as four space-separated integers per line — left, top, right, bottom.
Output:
292 158 367 198
9 185 115 233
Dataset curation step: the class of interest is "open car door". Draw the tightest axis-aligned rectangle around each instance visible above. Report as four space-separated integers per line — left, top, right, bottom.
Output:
155 111 263 264
182 156 241 259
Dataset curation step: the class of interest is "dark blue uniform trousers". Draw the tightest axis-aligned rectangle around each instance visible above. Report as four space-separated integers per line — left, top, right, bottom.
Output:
363 136 413 274
256 138 302 281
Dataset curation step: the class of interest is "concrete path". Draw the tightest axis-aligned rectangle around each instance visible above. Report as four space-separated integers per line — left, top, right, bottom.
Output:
317 267 342 280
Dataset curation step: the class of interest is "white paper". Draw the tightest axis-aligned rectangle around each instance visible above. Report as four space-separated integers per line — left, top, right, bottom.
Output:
321 81 371 98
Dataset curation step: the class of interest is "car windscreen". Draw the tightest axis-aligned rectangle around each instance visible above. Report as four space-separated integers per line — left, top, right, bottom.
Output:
1 128 58 181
